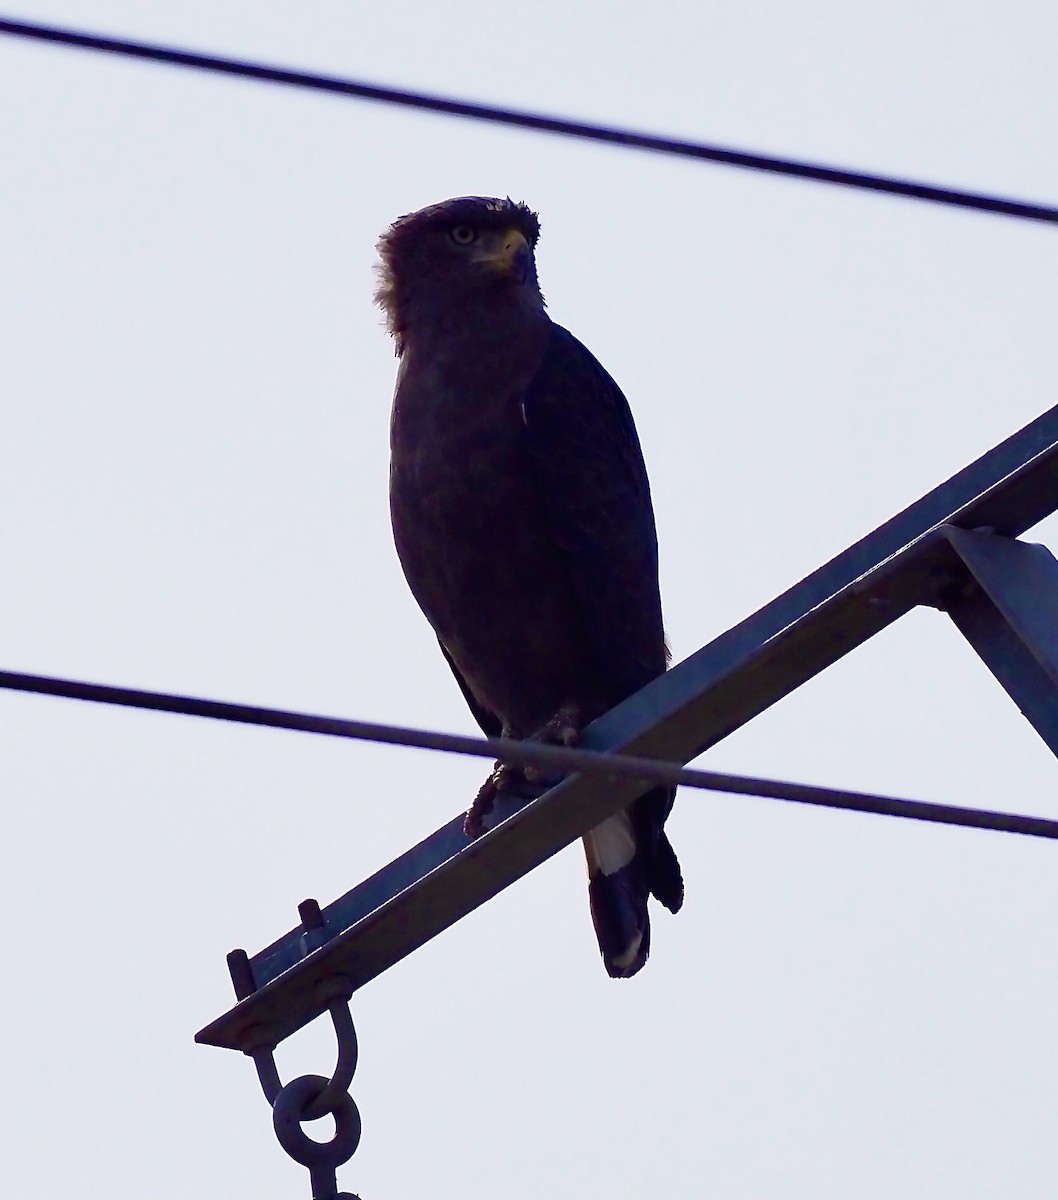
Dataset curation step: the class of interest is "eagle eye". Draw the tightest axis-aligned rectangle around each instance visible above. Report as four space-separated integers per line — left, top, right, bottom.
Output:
449 224 477 246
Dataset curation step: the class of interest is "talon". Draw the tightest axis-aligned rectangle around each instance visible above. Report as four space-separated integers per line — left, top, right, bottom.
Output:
466 707 584 832
523 762 559 785
464 762 533 836
537 703 581 747
523 704 581 782
464 766 501 838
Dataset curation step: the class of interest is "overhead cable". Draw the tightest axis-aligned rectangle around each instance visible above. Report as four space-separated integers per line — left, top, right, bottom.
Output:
1 16 1056 225
3 666 1057 840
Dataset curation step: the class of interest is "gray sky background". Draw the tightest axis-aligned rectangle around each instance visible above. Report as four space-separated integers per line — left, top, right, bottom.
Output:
2 3 1057 1197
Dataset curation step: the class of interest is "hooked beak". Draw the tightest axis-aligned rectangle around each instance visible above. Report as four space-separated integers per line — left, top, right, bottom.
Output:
476 228 532 284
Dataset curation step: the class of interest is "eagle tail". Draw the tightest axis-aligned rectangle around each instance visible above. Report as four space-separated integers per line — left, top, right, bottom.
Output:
650 829 684 914
587 854 651 978
584 800 681 978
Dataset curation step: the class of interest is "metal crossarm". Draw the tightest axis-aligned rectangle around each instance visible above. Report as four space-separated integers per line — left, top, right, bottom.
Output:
941 527 1058 753
197 402 1058 1053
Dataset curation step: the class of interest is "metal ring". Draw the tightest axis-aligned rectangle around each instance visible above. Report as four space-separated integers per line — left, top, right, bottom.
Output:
249 1000 358 1118
301 1002 359 1122
272 1074 362 1169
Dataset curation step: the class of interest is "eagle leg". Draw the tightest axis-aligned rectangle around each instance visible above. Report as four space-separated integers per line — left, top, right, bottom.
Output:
464 762 543 838
464 767 502 838
463 704 582 838
522 703 581 783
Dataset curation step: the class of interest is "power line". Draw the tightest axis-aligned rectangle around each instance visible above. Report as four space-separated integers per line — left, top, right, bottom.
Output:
1 15 1055 849
1 15 1056 226
3 665 1057 841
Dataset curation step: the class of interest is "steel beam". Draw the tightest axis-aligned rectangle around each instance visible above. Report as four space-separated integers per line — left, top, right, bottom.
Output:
197 402 1058 1053
941 527 1058 755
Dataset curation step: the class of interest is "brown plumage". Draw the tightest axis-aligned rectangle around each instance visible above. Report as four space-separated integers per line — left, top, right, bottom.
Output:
377 196 682 976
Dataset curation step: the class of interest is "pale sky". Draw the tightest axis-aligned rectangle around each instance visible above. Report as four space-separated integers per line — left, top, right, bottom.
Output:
2 3 1057 1197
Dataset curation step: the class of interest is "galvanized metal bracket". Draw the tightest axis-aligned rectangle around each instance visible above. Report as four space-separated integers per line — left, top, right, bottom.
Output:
934 527 1058 755
229 900 363 1200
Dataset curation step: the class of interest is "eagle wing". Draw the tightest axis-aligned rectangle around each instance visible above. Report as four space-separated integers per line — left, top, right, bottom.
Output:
521 323 667 702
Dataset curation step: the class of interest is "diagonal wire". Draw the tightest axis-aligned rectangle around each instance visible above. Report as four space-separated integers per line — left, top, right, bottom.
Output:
0 15 1056 226
1 18 1055 834
3 666 1058 840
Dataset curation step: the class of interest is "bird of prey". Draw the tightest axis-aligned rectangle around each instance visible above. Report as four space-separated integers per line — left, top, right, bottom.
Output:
376 196 682 977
